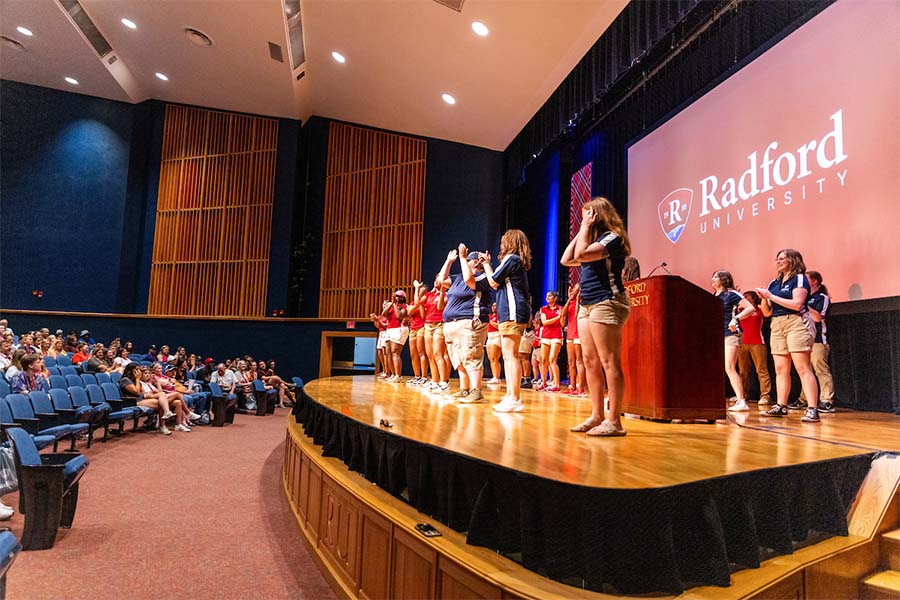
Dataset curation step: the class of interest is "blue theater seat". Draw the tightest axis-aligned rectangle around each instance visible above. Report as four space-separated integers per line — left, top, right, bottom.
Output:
0 400 54 451
28 391 89 442
67 387 110 443
55 355 72 367
80 373 98 387
6 427 89 550
99 383 152 431
48 375 68 390
43 356 56 368
94 372 111 386
48 388 94 425
207 382 237 427
291 376 305 390
0 530 22 598
0 379 8 398
47 366 62 377
252 379 277 416
84 385 133 438
5 394 78 452
109 372 122 384
64 374 83 388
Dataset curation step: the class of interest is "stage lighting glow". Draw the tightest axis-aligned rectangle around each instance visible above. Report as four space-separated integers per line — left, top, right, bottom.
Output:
16 26 33 36
331 51 346 63
155 72 169 81
442 93 456 105
64 77 79 85
471 22 489 36
121 18 137 29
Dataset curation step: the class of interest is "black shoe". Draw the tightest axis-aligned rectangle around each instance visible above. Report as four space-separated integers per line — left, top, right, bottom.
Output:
521 378 533 389
817 402 835 413
760 404 788 417
787 400 807 411
801 407 820 423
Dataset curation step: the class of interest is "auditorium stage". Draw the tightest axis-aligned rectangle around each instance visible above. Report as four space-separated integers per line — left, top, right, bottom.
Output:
288 376 896 596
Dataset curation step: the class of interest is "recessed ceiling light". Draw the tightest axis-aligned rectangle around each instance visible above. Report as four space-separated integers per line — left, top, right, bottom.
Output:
471 22 489 36
155 72 169 81
121 18 137 29
64 77 79 85
331 51 345 64
16 26 33 37
442 93 456 105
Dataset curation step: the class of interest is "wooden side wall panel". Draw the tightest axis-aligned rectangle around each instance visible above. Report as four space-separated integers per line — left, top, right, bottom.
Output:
319 122 426 319
148 104 278 317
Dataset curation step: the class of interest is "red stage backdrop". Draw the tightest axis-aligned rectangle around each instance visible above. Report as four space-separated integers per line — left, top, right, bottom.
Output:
627 0 899 302
569 162 592 286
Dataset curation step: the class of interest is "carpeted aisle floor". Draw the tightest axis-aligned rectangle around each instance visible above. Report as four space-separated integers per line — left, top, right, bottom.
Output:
5 411 336 599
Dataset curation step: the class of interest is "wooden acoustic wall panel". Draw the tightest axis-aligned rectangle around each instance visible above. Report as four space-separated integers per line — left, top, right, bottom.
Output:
148 104 278 316
319 122 426 319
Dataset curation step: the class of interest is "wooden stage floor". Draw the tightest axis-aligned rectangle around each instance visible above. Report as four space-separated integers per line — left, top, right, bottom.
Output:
302 376 899 489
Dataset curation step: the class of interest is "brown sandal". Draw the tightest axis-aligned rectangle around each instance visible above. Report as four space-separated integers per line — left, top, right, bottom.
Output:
570 417 603 432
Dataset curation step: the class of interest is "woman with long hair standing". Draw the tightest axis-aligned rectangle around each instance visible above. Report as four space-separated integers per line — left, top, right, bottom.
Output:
423 276 451 393
798 270 835 413
405 282 429 386
538 291 564 392
711 270 757 412
561 197 631 437
755 249 821 423
482 229 532 412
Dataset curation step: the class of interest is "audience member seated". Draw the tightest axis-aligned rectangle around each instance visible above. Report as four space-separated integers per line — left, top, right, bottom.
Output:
79 329 95 345
233 360 255 410
71 342 91 365
0 337 12 371
4 349 26 378
17 333 39 355
119 364 166 434
63 333 79 353
0 319 12 337
150 363 198 431
137 367 181 435
258 360 292 408
48 338 66 358
8 354 47 394
113 349 133 370
84 347 109 374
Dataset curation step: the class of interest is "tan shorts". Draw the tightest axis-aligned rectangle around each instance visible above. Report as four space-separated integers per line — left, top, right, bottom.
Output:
518 331 534 354
443 319 488 372
409 327 424 340
769 314 814 354
578 292 631 326
724 334 742 349
499 321 526 337
424 322 444 338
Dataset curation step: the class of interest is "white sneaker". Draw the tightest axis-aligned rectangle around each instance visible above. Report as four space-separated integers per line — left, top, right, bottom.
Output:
493 397 524 413
188 412 202 421
159 425 172 435
728 399 750 412
161 410 176 420
486 378 501 385
175 423 192 432
437 382 450 393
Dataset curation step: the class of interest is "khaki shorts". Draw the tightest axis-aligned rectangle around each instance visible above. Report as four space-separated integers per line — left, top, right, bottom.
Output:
724 334 742 349
578 292 631 326
424 322 444 338
499 321 526 337
443 319 488 372
409 327 424 340
770 314 814 354
518 331 534 354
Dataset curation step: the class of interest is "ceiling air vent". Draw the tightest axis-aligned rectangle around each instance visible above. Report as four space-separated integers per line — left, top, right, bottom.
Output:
268 42 284 63
1 36 25 52
432 0 465 12
284 0 306 69
184 27 214 47
58 0 113 57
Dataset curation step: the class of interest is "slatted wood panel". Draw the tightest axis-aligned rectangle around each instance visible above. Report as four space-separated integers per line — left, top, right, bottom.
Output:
319 122 426 319
148 104 278 317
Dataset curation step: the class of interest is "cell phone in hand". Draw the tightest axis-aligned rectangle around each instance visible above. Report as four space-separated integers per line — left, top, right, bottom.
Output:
415 523 442 537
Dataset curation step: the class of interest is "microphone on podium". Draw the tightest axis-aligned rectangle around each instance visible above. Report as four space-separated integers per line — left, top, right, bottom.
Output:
646 261 672 277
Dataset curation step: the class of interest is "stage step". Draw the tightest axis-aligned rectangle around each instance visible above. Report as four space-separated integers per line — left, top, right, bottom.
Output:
883 530 900 570
860 570 900 600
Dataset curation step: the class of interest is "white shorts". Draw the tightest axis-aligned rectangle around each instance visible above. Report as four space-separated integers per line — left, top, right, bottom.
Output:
541 338 563 347
376 331 387 349
487 331 501 347
384 326 409 346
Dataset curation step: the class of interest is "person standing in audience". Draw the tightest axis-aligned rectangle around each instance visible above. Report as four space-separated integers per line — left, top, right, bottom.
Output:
562 282 586 397
561 197 631 437
380 292 409 382
440 245 492 403
485 303 503 385
798 271 835 413
737 291 772 405
755 249 821 423
481 228 533 412
539 291 564 392
711 270 756 412
423 276 451 393
8 354 46 394
405 282 429 386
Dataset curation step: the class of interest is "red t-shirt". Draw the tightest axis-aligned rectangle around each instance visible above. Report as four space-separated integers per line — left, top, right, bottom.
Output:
742 309 764 345
424 291 443 323
566 301 579 340
72 351 90 364
409 303 425 330
488 312 498 332
540 305 563 339
385 303 407 329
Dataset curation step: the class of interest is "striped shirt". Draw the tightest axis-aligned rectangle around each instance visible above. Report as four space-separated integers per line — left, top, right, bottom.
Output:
807 291 830 344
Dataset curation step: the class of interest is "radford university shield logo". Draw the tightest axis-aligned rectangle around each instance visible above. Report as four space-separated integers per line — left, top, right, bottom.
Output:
657 188 693 244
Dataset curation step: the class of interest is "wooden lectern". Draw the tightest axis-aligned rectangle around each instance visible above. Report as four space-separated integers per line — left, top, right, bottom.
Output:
620 275 726 421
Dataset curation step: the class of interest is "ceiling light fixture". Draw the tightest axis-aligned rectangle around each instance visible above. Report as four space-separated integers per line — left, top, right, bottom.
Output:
121 18 137 29
184 27 214 47
442 93 456 105
64 77 79 85
16 26 33 37
155 72 169 81
471 22 489 36
331 51 346 64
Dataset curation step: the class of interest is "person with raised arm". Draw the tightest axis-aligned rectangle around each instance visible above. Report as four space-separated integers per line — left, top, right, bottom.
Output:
423 275 451 393
405 281 429 386
562 282 586 397
710 270 757 412
560 197 631 437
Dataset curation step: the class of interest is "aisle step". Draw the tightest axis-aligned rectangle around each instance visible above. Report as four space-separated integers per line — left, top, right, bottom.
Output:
883 530 900 570
861 570 900 600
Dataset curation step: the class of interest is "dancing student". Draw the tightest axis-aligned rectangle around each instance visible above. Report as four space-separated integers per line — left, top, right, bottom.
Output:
561 197 631 437
538 292 564 392
485 303 503 384
481 228 533 412
518 311 535 389
798 271 835 413
530 310 543 389
737 291 772 406
423 277 451 393
755 249 821 423
404 282 429 386
439 244 492 403
380 291 409 382
370 308 392 380
562 282 586 397
711 270 756 412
